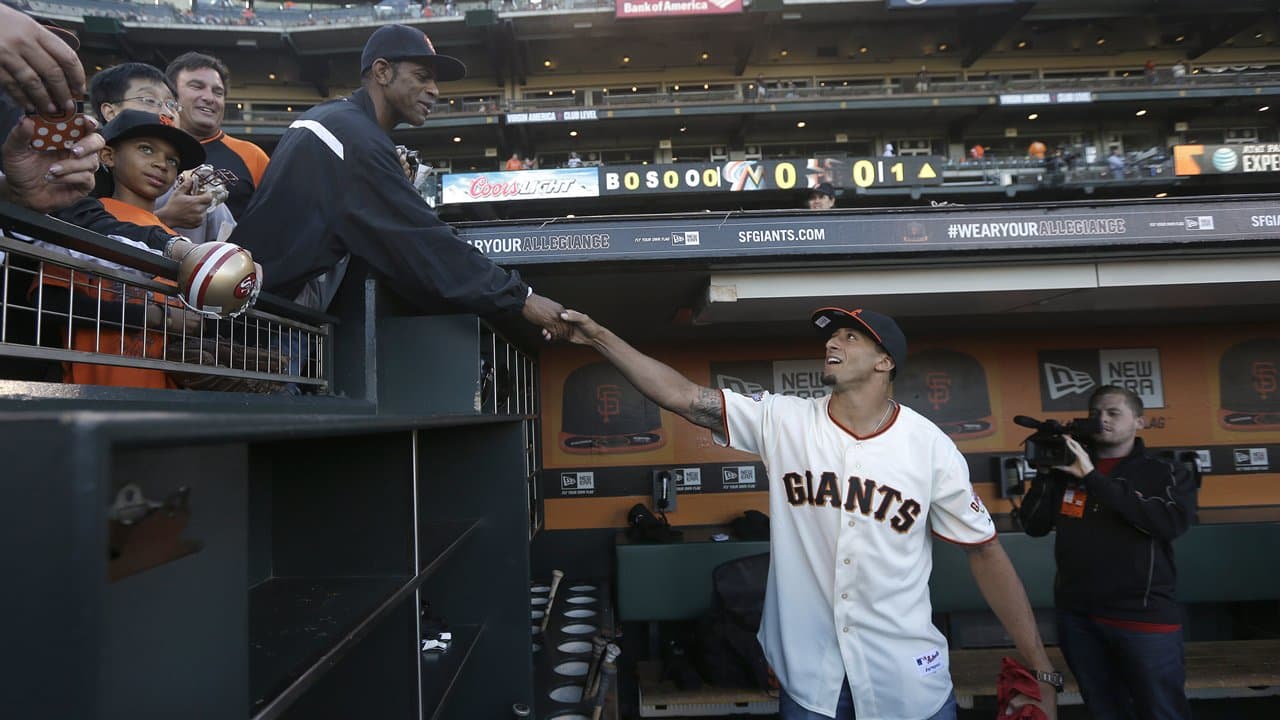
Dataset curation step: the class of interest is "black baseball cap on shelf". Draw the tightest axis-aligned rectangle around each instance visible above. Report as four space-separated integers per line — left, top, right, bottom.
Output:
1220 339 1280 414
894 348 994 437
811 307 908 379
808 182 836 198
360 24 466 81
561 362 663 436
101 109 205 171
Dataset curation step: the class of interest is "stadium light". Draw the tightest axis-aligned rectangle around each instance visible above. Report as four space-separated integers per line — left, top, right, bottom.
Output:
1154 192 1168 198
699 51 710 61
1016 40 1028 49
1027 113 1039 120
543 59 552 68
1095 37 1106 46
268 73 277 80
1261 106 1272 112
622 56 631 64
859 46 869 54
780 49 789 57
569 130 578 137
797 121 806 128
452 136 462 143
1135 109 1148 116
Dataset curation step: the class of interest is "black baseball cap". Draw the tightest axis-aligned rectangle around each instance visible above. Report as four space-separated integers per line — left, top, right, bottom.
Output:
101 110 205 171
808 182 836 198
360 25 466 81
811 307 907 379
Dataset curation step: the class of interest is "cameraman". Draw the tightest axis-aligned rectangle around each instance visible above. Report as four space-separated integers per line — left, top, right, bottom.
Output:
1019 385 1196 719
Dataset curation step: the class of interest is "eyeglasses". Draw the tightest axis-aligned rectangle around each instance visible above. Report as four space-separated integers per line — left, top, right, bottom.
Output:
115 96 182 114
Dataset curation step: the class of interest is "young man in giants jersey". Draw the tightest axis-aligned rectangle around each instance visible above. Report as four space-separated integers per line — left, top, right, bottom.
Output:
559 306 1059 720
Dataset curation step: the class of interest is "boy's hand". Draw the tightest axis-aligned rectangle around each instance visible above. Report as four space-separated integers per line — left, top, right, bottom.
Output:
156 175 214 229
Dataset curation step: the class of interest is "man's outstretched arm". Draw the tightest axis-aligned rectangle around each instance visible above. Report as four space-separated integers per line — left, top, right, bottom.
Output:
560 309 722 430
966 538 1059 719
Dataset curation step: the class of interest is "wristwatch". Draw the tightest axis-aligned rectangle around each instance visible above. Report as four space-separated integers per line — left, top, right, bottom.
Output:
1033 669 1065 692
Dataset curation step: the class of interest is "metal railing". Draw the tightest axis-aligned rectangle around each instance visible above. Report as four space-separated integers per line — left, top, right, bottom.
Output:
0 205 331 393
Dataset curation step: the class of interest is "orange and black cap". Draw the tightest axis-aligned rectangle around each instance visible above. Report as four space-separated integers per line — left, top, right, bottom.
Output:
101 109 205 171
811 307 907 379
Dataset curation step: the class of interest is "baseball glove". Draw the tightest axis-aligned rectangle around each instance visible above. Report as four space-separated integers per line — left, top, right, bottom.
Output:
165 336 288 394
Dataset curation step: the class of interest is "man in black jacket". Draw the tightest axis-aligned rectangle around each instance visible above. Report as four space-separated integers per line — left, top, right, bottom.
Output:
231 25 566 339
1019 385 1196 719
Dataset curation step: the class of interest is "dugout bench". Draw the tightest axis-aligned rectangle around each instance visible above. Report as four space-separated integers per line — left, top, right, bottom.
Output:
616 515 1280 715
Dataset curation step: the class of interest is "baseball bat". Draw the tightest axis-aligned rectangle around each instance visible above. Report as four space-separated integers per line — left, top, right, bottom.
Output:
591 646 620 720
539 569 564 633
583 634 608 700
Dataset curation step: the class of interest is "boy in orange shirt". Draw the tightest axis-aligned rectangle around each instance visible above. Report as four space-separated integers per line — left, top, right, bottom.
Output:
42 110 205 388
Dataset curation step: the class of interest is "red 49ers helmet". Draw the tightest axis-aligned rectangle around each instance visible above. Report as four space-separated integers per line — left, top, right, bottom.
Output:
177 241 261 318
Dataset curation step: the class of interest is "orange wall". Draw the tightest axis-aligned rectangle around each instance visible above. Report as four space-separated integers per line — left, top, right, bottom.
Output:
540 322 1280 529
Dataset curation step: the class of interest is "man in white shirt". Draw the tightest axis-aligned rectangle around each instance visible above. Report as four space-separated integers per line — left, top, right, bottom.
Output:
558 306 1059 720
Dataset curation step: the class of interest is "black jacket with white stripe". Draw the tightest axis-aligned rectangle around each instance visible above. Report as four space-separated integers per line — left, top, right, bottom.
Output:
1019 437 1197 625
230 88 528 313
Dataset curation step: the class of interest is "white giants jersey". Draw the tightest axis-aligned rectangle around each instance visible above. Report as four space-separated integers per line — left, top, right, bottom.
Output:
713 390 995 720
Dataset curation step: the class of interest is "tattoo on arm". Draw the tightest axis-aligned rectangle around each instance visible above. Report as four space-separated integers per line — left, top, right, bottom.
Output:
685 387 724 430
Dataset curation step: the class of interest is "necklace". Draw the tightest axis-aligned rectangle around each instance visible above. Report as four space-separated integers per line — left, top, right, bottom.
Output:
870 400 896 434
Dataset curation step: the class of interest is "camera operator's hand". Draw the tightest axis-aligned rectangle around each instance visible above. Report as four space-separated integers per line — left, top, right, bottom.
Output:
1054 436 1094 478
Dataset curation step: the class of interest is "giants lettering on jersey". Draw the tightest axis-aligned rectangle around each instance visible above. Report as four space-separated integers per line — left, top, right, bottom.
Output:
781 471 922 533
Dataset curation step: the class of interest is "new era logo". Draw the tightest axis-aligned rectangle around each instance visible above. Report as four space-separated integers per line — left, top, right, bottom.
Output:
1043 362 1096 400
560 472 595 490
671 231 700 246
1184 215 1215 230
722 466 756 486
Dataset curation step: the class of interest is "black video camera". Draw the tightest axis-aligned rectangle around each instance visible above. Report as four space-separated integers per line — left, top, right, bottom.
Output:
1013 414 1102 468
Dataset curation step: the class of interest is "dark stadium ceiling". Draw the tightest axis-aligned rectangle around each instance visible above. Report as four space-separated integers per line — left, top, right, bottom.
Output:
68 0 1278 82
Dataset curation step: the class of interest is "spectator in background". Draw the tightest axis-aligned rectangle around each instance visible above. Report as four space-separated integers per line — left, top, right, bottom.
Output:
805 182 836 210
1144 59 1157 84
523 155 538 170
166 52 269 219
566 151 582 168
77 62 234 243
916 64 930 93
1171 61 1187 84
882 143 895 157
755 74 767 101
1108 147 1126 180
505 151 523 171
1028 141 1047 160
969 144 985 162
